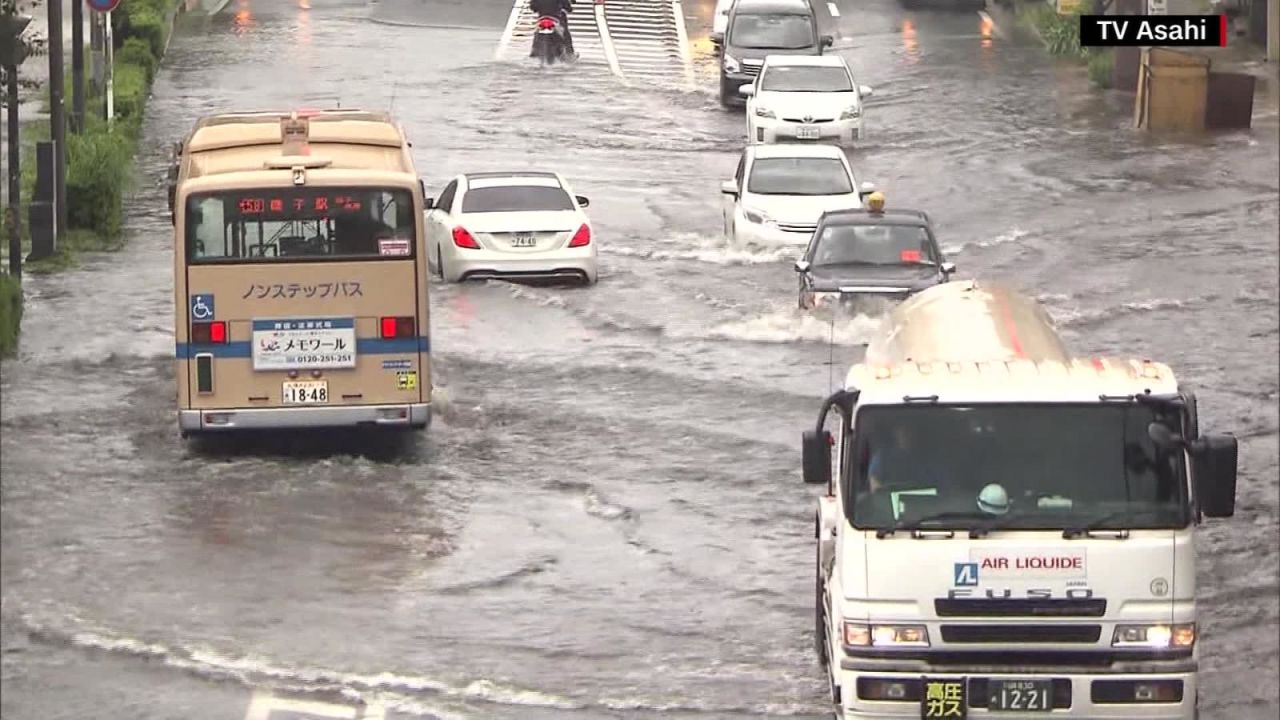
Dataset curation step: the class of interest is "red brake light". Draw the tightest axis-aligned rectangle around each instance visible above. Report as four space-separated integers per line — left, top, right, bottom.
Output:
452 226 480 249
192 321 227 344
380 316 415 339
537 17 556 29
568 224 591 248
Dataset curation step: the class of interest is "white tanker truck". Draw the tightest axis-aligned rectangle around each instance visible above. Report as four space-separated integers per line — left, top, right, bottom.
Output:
802 279 1238 720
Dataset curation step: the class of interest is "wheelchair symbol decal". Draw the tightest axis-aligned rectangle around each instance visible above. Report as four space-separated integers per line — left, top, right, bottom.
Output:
190 294 215 320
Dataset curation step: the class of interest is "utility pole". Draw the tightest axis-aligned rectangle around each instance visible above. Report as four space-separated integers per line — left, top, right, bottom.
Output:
89 6 102 100
72 0 85 132
2 9 32 277
48 0 67 242
1268 0 1278 63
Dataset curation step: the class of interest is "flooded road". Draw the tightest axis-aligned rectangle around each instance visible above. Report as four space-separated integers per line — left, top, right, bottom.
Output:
2 0 1277 718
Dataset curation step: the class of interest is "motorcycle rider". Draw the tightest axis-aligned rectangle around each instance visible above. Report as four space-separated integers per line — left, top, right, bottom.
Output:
530 0 577 58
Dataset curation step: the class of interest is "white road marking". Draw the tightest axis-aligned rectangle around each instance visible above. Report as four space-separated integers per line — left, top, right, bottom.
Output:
828 2 841 17
243 689 386 720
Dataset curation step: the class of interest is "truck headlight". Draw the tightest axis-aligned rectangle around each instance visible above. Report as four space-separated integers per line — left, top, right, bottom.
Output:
840 106 861 120
843 622 930 648
723 54 741 73
1112 623 1196 649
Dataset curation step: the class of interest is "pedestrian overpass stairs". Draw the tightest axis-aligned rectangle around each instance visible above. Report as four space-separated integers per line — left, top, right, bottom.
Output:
495 0 693 86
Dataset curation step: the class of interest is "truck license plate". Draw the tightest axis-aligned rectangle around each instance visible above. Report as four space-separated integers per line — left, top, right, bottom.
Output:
282 380 329 404
988 679 1053 712
796 125 820 140
920 678 966 719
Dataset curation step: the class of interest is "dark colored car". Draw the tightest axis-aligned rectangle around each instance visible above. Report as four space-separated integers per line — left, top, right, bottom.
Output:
711 0 833 108
794 208 956 309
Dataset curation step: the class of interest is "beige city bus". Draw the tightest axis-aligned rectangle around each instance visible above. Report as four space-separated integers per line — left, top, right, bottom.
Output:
168 108 431 437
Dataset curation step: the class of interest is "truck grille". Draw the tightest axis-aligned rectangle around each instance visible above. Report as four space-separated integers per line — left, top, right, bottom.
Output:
941 624 1102 644
935 598 1107 618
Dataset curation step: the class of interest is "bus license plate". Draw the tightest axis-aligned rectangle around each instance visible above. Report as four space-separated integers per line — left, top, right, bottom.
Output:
282 381 328 404
796 125 820 140
988 679 1053 712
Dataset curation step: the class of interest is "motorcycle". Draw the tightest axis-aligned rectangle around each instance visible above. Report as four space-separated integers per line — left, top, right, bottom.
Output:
530 15 572 66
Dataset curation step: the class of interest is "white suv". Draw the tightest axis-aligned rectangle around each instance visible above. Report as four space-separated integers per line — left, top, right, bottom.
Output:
720 143 877 246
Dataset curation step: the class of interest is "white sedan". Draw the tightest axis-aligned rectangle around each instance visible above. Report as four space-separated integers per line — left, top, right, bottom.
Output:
425 171 598 285
739 55 873 145
721 143 877 247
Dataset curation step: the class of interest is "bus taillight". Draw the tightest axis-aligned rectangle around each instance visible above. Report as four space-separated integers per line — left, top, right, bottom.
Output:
380 316 415 339
192 321 228 344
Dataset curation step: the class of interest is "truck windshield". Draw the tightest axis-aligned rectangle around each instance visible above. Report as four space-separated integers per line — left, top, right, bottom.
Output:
847 403 1189 531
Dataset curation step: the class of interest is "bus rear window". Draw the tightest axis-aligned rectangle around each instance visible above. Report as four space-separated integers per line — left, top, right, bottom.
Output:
185 187 416 263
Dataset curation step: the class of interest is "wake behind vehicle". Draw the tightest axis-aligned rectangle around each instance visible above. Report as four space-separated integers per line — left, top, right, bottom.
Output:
713 0 834 108
425 171 598 285
795 207 955 310
531 15 573 65
167 109 432 437
740 55 873 146
721 143 877 247
803 279 1237 720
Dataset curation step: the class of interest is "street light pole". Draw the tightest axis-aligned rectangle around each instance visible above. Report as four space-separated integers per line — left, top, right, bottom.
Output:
48 0 67 241
2 10 32 277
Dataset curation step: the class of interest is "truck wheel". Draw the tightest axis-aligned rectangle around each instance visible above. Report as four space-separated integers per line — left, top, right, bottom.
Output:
719 75 735 108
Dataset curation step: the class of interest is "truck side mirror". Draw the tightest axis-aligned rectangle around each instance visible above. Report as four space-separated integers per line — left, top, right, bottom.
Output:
1194 434 1237 518
802 429 832 485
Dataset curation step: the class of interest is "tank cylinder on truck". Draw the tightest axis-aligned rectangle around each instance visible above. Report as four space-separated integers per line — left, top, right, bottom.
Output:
864 280 1072 367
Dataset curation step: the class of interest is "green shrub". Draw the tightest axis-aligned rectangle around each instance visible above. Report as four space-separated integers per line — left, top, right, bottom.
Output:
0 272 22 359
112 62 151 125
127 9 167 59
1026 4 1089 59
65 127 132 238
1087 49 1114 88
118 37 159 82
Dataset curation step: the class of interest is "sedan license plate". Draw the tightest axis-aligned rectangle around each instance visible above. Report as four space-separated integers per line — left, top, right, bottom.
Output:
988 679 1053 712
920 678 966 719
511 233 537 248
282 380 328 405
795 125 820 140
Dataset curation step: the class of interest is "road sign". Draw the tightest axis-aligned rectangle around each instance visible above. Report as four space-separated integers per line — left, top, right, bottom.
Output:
86 0 122 13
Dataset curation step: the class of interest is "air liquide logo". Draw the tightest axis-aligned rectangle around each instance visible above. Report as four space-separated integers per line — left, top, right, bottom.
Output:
953 549 1087 586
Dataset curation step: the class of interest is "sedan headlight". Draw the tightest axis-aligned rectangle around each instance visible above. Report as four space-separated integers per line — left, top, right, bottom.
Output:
840 106 861 120
723 54 741 73
741 207 772 225
755 106 775 119
843 621 930 648
1112 623 1196 649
